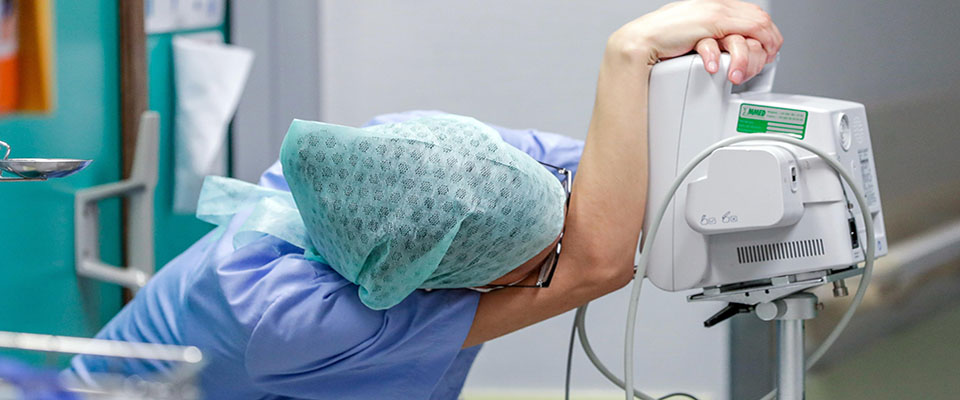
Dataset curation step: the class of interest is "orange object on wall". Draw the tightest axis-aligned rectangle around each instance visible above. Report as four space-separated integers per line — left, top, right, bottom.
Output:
18 0 53 112
0 0 17 113
0 53 17 113
0 0 54 115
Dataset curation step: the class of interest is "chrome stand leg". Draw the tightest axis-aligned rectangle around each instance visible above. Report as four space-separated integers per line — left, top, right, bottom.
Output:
778 318 805 400
756 292 818 400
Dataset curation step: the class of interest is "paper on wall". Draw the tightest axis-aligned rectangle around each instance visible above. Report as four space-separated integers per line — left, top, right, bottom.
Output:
176 0 226 31
172 32 253 213
146 0 225 34
145 0 177 33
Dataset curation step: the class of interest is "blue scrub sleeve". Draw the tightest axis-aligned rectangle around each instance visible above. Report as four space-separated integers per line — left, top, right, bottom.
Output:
244 272 480 400
429 345 482 400
258 160 288 191
364 110 584 180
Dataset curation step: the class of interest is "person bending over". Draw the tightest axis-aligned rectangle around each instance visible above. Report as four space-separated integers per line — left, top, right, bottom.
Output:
68 1 781 398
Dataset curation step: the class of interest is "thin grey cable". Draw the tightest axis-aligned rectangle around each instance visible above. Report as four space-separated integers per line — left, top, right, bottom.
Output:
572 303 650 399
565 312 577 400
570 304 699 400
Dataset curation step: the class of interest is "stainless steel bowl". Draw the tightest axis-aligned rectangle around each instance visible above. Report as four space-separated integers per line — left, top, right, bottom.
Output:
0 158 93 179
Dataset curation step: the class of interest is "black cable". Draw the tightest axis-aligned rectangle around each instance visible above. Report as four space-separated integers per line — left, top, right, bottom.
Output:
564 313 578 400
657 393 700 400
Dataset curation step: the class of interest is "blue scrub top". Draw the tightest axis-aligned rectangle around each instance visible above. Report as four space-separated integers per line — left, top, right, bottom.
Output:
68 111 584 400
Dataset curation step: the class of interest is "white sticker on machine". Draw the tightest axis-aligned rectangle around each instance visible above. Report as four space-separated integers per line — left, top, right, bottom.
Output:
857 149 878 207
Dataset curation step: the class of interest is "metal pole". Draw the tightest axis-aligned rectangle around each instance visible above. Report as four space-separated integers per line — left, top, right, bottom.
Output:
0 331 202 363
755 292 818 400
777 319 805 400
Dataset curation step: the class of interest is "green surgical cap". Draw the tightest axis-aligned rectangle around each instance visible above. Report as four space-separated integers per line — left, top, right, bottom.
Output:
281 115 565 309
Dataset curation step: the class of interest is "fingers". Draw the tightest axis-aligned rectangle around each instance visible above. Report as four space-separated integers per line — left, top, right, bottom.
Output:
745 38 766 79
712 1 782 63
768 21 784 63
717 35 769 84
748 6 781 62
720 34 748 84
713 2 783 83
695 38 721 74
716 17 778 61
740 4 781 60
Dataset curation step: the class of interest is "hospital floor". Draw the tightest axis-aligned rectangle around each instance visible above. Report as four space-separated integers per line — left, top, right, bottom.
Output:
463 393 633 400
806 301 960 399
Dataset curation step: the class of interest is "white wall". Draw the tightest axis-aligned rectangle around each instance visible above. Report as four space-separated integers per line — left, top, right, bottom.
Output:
230 1 322 182
318 1 613 137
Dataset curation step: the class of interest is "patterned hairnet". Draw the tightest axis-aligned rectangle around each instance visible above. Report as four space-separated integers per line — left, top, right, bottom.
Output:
281 115 565 309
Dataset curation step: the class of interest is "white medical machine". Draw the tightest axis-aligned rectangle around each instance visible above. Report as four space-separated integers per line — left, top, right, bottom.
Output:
572 54 887 400
644 54 886 296
646 52 887 400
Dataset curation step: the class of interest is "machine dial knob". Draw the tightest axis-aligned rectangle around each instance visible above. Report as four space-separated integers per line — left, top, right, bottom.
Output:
838 113 852 151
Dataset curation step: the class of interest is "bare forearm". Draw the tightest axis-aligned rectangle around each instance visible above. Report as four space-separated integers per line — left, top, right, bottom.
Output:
463 53 653 348
569 47 653 274
463 249 610 348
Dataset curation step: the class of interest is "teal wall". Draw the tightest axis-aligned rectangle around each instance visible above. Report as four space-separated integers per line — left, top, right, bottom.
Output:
0 1 123 363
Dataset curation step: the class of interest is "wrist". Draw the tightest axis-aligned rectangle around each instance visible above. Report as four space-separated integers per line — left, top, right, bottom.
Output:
604 31 658 68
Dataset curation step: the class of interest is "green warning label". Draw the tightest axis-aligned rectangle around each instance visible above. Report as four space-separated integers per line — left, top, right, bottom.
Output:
737 103 808 139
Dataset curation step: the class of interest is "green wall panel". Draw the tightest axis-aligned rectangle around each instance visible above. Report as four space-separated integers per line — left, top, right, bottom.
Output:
0 0 123 364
